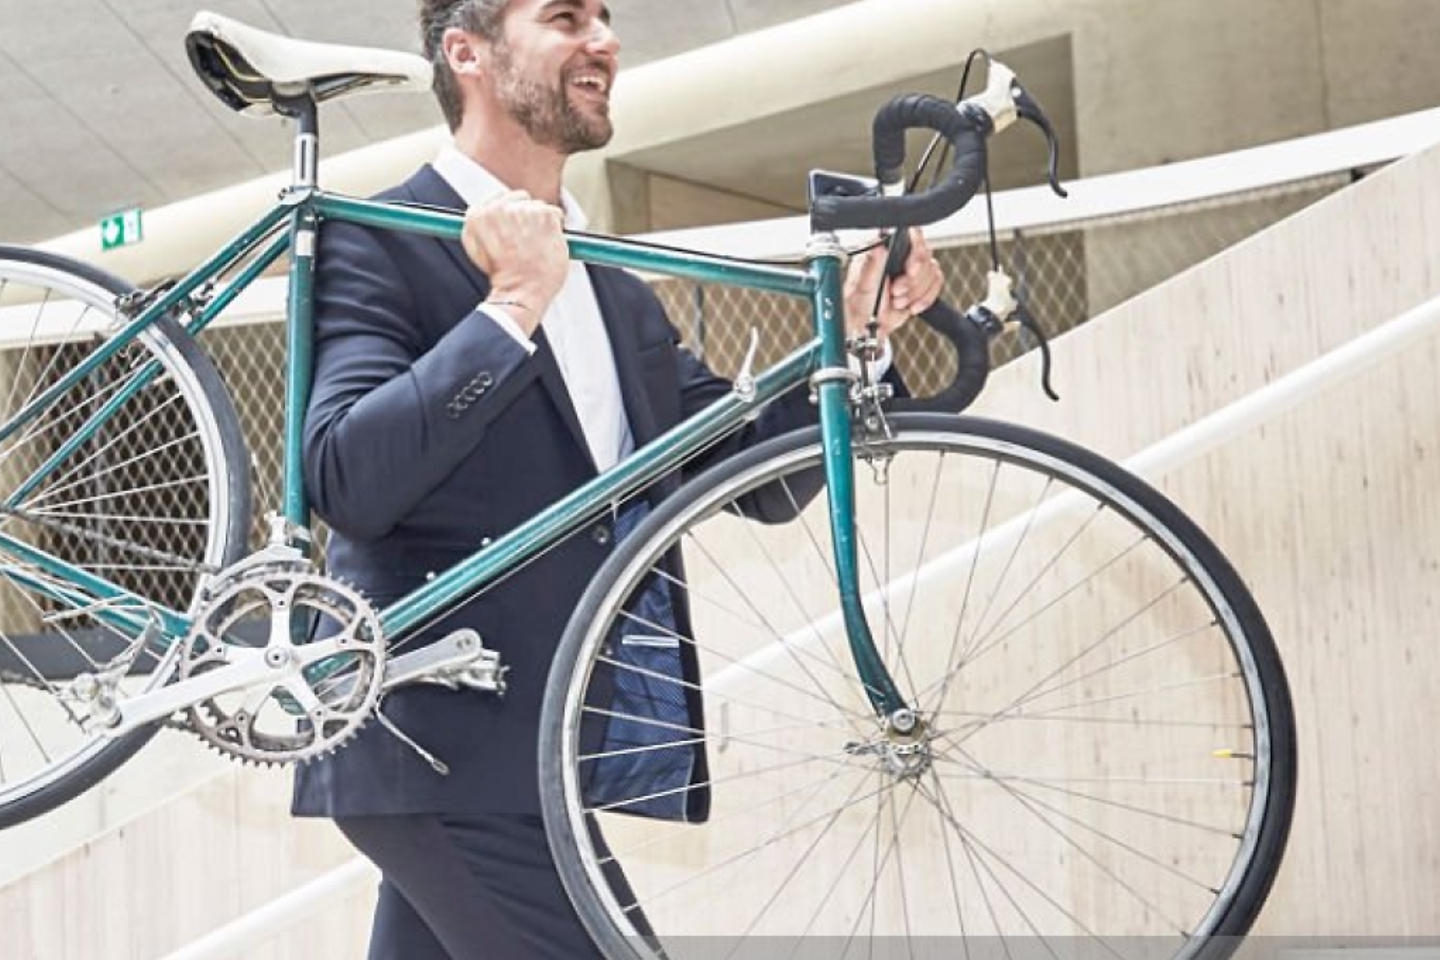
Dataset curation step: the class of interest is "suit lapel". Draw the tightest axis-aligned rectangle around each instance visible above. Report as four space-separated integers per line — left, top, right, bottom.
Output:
531 329 596 472
404 165 595 468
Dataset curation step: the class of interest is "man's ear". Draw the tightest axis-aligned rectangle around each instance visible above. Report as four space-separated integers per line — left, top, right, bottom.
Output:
441 27 487 80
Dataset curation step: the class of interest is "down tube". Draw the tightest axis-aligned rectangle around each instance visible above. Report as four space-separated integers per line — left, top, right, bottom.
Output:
810 252 905 717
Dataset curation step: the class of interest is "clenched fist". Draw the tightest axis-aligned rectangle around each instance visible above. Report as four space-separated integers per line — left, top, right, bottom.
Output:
461 190 569 337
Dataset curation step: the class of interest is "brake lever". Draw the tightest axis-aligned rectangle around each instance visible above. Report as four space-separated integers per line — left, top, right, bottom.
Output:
1012 86 1068 199
1014 303 1060 401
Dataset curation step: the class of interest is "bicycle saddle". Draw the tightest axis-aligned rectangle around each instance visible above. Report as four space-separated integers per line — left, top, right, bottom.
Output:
185 11 432 117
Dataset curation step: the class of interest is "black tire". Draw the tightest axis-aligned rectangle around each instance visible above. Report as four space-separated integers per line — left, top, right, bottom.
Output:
541 413 1295 959
0 244 251 828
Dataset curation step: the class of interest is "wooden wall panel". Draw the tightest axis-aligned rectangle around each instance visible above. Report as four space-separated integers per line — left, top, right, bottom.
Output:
971 144 1440 934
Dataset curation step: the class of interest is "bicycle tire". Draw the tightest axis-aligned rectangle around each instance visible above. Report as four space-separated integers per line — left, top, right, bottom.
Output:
541 413 1295 959
0 244 251 828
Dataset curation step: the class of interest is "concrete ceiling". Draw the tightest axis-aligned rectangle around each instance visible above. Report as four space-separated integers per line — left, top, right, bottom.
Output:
0 0 841 244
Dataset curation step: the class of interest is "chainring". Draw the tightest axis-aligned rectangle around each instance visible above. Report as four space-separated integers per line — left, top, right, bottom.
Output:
179 559 385 766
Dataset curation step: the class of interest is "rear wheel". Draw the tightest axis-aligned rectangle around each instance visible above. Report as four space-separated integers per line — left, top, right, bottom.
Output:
541 413 1295 959
0 245 251 827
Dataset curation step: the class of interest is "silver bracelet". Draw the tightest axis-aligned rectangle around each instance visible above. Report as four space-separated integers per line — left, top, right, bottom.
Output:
485 298 531 313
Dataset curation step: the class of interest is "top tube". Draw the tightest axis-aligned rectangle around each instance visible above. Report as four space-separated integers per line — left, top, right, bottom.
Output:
312 193 818 300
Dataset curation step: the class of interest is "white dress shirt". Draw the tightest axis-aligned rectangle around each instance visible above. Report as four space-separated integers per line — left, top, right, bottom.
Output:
433 146 634 472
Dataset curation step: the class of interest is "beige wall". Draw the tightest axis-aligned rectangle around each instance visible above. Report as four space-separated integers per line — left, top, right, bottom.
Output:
972 140 1440 933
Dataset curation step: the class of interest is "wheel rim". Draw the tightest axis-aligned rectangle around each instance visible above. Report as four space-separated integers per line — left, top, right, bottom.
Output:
0 256 239 812
552 424 1286 957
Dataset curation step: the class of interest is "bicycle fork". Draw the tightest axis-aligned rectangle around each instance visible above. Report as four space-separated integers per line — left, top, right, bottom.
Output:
806 238 922 746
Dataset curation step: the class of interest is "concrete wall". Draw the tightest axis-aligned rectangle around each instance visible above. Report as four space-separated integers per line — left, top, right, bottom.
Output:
584 0 1440 231
39 1 1440 277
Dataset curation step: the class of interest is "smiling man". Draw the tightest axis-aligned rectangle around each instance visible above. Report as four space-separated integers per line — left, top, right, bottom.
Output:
292 1 943 957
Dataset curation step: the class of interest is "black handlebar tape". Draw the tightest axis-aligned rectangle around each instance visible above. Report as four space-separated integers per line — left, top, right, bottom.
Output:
889 298 991 414
811 97 995 232
872 93 985 183
883 229 913 279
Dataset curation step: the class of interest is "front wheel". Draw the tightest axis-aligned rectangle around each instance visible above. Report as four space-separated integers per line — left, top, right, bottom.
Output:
541 413 1295 960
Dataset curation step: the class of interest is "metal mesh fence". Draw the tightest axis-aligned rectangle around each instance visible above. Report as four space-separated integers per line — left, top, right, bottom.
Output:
204 175 1344 550
651 176 1347 392
2 174 1352 593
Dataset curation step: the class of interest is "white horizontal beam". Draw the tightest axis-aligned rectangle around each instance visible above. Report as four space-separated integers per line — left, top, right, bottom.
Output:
638 107 1440 259
154 857 378 960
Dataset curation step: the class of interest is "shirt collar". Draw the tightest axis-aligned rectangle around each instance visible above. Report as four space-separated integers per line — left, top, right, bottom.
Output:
432 145 588 231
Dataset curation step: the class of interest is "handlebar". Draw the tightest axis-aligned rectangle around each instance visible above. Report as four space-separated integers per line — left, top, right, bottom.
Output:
810 60 1058 234
811 57 1066 414
810 95 993 233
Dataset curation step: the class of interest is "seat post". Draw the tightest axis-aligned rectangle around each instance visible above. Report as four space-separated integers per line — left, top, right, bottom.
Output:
275 91 320 189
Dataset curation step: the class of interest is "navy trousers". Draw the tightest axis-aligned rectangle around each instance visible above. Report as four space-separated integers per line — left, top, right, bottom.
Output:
336 813 606 960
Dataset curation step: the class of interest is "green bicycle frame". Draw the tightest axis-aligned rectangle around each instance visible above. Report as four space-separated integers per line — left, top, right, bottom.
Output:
0 188 909 717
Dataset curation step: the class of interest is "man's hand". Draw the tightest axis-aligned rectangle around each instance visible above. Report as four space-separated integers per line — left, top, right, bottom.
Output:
842 229 945 344
461 190 569 337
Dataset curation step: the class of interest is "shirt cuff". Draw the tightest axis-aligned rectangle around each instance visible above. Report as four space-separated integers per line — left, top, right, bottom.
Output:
478 303 537 355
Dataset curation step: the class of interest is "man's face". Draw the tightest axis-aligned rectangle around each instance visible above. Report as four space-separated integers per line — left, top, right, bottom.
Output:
487 0 619 154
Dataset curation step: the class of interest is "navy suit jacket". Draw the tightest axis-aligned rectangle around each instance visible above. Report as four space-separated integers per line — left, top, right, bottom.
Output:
291 166 822 818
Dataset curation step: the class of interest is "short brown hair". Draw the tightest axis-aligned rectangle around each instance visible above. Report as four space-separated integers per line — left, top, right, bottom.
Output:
418 0 510 130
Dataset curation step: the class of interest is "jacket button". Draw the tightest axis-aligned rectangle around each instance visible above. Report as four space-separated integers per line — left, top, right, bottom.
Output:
591 524 612 547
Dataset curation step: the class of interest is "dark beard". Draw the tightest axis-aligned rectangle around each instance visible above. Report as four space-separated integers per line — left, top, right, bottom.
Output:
491 38 612 153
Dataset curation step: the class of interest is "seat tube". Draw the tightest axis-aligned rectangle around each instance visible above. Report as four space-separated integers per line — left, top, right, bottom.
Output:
277 94 320 548
281 202 317 543
807 235 905 718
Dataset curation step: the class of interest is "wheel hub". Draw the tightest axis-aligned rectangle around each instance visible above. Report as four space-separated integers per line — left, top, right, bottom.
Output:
845 711 934 780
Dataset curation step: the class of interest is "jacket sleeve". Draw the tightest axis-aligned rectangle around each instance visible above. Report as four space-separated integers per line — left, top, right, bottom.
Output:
303 219 533 541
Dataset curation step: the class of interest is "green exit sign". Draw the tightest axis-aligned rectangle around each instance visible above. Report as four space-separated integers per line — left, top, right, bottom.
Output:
100 208 143 251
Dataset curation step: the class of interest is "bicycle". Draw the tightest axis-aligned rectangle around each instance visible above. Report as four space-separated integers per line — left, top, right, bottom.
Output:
0 11 1295 959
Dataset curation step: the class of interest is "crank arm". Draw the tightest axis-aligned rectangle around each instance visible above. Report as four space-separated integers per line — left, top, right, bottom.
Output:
103 646 274 737
381 629 507 695
294 629 508 703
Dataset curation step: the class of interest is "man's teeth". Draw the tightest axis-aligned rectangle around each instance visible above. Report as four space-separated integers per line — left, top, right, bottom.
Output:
573 76 608 92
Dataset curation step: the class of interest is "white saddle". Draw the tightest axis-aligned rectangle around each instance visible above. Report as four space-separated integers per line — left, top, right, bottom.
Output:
185 11 432 118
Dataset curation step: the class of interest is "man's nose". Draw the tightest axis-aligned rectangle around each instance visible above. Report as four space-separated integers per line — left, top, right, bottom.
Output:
585 19 620 59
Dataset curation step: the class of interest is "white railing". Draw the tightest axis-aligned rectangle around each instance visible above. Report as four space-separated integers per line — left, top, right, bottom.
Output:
154 858 378 960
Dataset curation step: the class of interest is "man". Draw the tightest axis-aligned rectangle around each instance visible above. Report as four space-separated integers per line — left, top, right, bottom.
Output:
292 0 944 956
